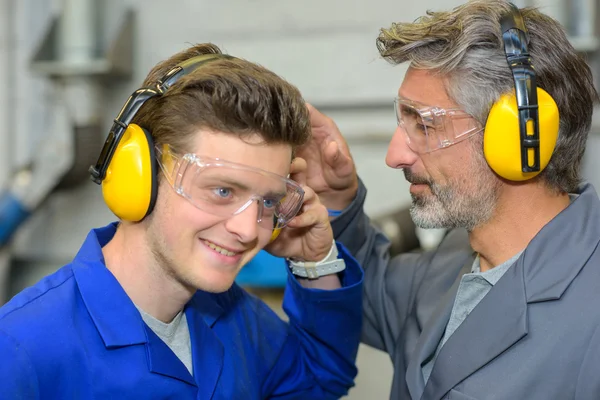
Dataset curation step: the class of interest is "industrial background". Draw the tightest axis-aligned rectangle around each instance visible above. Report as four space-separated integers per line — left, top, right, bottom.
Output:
0 0 598 398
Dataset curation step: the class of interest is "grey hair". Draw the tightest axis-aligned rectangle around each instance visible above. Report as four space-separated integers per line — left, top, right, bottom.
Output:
377 0 599 193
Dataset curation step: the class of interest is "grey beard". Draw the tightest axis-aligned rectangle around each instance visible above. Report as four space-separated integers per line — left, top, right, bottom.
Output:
409 178 499 232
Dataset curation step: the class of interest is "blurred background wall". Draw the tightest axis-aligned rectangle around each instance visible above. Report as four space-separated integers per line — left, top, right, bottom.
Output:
0 0 598 398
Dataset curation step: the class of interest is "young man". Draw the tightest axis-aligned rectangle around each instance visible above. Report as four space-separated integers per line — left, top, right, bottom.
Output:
297 1 600 399
0 44 363 399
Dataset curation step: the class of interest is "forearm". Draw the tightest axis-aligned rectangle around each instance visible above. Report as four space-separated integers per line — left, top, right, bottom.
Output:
328 177 402 352
330 177 388 264
269 251 363 398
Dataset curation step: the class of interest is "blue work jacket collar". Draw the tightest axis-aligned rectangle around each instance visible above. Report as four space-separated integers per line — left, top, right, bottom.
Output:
70 222 226 392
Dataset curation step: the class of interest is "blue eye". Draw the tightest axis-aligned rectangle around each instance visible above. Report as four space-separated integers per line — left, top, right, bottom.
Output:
214 188 231 198
263 198 276 209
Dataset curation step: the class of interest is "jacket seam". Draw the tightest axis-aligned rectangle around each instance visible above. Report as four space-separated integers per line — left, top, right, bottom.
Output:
0 271 74 322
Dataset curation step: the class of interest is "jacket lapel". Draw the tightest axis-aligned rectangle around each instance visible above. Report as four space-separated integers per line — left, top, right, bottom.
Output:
72 223 231 396
413 184 599 400
522 185 600 303
422 256 528 400
187 292 225 399
405 257 473 400
145 326 196 386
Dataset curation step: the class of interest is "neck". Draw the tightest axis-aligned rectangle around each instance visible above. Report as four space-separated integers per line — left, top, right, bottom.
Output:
469 183 570 272
102 222 194 323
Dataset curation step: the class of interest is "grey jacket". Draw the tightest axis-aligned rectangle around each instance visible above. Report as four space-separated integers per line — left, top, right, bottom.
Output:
332 180 600 400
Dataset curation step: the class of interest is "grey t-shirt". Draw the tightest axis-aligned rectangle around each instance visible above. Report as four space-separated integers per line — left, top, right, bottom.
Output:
136 306 193 376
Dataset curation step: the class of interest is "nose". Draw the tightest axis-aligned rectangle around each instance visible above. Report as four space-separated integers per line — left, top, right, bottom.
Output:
386 125 419 169
225 199 260 243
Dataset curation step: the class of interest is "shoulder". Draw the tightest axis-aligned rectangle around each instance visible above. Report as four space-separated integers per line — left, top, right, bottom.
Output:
399 228 473 310
0 264 78 342
388 228 473 289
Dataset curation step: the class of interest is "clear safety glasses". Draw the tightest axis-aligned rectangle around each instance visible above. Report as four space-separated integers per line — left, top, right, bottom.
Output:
156 145 305 230
394 96 484 154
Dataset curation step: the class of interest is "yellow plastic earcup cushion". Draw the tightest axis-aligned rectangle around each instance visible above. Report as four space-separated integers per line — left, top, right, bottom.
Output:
270 227 282 243
484 87 559 181
102 124 154 221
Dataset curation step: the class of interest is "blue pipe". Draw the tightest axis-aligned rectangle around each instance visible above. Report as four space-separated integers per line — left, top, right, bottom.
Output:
0 191 30 246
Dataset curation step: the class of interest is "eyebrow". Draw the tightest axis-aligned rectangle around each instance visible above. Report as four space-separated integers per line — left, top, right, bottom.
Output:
218 177 250 191
401 105 421 117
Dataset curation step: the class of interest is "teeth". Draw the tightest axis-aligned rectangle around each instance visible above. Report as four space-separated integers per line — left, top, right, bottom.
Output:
203 240 238 257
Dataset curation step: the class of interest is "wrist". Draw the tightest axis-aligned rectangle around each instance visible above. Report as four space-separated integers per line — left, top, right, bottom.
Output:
289 240 336 263
287 240 345 280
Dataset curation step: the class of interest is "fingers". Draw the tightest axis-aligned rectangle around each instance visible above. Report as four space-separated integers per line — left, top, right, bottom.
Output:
287 185 328 228
306 103 352 162
306 103 335 138
299 183 316 204
306 103 326 128
290 157 307 186
287 208 322 228
290 157 307 175
324 140 342 166
323 139 355 175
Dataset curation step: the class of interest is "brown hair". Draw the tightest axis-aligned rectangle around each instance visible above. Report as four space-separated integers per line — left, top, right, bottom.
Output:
132 43 310 156
377 0 598 193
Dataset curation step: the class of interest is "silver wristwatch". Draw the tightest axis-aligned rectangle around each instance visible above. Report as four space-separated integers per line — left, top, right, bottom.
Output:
287 240 346 279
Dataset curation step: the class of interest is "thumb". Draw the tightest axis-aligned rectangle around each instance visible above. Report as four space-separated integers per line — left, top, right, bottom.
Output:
290 157 308 185
324 140 351 169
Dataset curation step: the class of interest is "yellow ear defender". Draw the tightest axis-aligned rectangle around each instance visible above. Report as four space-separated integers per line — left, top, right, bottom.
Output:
483 3 559 181
100 124 157 222
270 227 282 242
89 54 231 221
89 53 287 242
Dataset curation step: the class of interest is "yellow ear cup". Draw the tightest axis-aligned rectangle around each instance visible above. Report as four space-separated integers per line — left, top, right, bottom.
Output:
101 124 157 221
484 87 559 181
270 227 282 243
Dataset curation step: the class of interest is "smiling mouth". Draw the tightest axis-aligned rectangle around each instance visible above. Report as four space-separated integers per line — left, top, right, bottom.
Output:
202 240 240 257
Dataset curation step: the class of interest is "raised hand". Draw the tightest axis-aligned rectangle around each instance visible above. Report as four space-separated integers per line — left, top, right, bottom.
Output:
294 104 359 212
266 157 332 262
